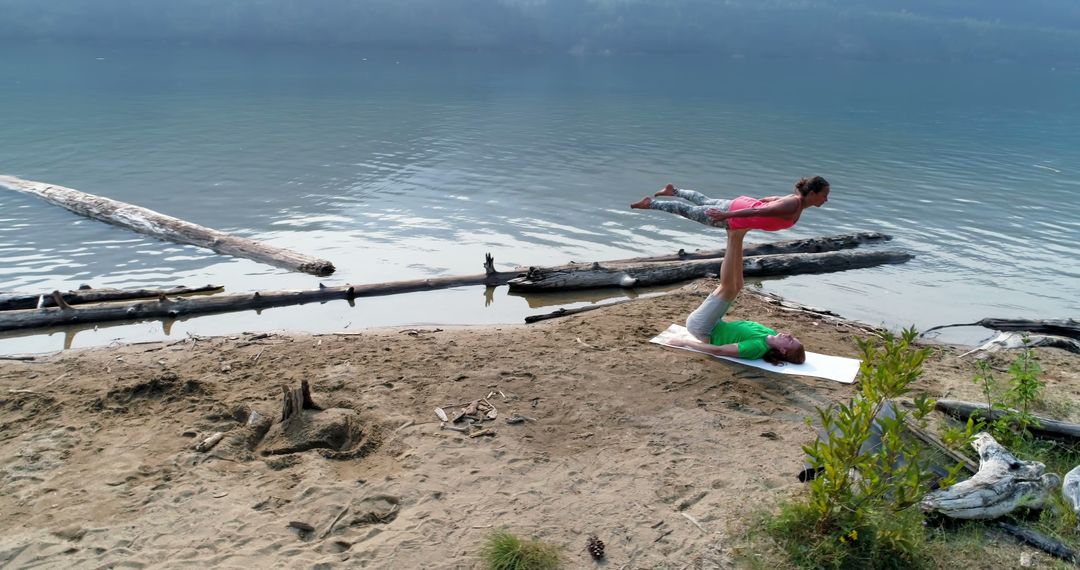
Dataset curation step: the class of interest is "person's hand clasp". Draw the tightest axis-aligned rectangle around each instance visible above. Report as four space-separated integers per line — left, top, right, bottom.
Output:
705 208 728 222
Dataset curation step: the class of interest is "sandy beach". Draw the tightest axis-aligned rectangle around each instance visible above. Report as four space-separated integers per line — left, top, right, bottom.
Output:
2 281 1078 569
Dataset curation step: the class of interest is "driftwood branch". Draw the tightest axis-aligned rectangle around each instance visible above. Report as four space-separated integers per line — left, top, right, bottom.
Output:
0 284 222 311
0 175 335 276
935 399 1080 443
902 418 978 473
966 331 1080 355
924 318 1080 341
525 298 638 324
996 522 1077 563
508 249 912 292
920 432 1060 519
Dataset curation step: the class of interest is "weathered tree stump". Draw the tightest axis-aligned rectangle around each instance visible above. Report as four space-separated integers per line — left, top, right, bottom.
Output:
920 432 1060 519
280 379 322 421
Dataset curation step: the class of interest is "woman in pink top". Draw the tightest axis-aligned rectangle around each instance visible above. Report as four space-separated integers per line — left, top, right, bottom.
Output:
630 176 830 232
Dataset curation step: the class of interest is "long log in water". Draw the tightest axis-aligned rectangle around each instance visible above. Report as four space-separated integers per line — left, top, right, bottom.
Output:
0 261 520 332
0 175 336 276
0 242 908 332
0 284 223 311
507 249 913 292
924 318 1080 340
522 231 891 269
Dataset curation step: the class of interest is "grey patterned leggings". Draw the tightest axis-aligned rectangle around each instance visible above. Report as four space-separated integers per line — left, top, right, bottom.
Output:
649 188 732 228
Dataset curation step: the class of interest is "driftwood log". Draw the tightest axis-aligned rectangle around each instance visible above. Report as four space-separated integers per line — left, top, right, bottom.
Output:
0 175 335 276
0 284 222 311
525 298 638 324
1063 465 1080 521
967 331 1080 355
935 399 1080 443
924 318 1080 341
0 254 517 332
526 231 891 268
996 522 1078 563
508 249 912 292
920 432 1060 519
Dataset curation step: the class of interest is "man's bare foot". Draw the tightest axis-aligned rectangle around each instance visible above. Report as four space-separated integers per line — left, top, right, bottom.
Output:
654 183 676 197
630 196 652 209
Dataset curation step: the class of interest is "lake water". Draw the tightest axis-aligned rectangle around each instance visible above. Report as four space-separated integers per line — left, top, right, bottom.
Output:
1 44 1078 354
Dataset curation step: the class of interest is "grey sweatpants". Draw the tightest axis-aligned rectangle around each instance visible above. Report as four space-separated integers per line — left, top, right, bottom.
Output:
686 294 732 341
649 188 732 228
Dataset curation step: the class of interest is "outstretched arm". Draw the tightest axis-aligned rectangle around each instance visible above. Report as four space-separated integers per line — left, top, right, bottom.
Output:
667 336 742 357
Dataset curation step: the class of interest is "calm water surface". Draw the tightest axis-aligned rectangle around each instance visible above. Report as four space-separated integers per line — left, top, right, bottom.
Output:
1 45 1078 353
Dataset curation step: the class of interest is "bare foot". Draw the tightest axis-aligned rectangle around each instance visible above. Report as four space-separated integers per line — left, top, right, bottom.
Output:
630 196 652 209
654 183 676 197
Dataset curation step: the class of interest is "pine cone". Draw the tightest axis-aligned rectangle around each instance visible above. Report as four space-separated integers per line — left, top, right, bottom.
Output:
586 535 605 560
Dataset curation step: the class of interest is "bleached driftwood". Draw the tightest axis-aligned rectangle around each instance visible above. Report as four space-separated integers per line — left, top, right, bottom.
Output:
0 175 335 276
920 432 1060 519
194 432 225 452
924 318 1080 341
1064 465 1080 520
967 331 1080 355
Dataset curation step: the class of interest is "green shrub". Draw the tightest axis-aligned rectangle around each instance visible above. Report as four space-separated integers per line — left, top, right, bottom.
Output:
482 530 560 570
768 328 964 569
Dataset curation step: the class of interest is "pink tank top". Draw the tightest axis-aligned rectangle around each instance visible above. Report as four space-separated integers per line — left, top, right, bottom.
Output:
726 196 798 231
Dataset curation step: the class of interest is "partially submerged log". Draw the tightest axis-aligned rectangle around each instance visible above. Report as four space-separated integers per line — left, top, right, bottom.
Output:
924 318 1080 341
0 254 518 332
0 284 222 311
0 175 335 276
508 249 913 292
529 231 891 267
0 241 912 333
920 432 1060 519
935 399 1080 443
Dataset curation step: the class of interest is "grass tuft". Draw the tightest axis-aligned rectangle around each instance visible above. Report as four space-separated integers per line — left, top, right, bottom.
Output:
482 530 561 570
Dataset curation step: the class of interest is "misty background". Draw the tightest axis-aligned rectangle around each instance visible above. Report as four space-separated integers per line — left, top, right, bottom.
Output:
2 0 1080 63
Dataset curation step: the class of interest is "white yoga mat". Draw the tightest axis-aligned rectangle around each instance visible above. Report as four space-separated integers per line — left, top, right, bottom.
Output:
650 324 861 384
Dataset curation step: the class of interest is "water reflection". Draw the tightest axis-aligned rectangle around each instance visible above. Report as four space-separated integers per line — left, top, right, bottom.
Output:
1 46 1078 353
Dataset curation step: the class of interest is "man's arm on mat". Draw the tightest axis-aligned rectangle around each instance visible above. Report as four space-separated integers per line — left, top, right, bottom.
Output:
668 337 742 357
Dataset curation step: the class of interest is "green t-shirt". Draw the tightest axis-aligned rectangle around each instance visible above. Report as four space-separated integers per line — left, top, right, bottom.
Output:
709 320 776 359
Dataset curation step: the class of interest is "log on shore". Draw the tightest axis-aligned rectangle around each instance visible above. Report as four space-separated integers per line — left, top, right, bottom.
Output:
507 249 913 292
972 331 1080 355
924 318 1080 341
0 284 222 311
920 432 1060 520
0 257 519 333
935 399 1080 443
526 231 892 268
0 175 335 276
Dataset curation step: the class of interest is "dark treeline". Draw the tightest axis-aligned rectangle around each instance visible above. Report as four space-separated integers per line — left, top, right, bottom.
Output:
2 0 1080 63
